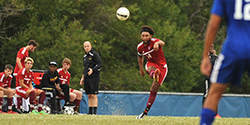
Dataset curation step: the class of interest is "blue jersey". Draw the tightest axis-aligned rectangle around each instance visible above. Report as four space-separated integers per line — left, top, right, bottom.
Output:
212 0 250 58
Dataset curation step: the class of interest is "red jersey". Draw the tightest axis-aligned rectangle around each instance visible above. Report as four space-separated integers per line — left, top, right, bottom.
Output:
17 68 34 87
14 47 29 75
0 72 13 88
57 68 70 85
137 38 167 66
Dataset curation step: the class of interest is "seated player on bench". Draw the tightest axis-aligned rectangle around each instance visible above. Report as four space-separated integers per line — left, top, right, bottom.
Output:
0 64 18 114
15 57 47 114
57 58 82 115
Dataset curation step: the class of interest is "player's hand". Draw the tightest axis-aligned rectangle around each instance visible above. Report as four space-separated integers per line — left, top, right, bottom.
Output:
55 83 60 89
88 68 93 75
200 56 211 76
153 42 159 51
140 69 145 76
80 77 84 85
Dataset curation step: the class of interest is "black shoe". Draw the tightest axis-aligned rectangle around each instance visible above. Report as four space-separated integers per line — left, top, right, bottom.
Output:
16 109 23 114
64 102 75 106
23 110 29 114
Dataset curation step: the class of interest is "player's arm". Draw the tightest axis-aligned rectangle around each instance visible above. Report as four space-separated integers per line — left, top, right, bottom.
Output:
138 55 145 76
55 76 62 93
91 53 102 74
153 40 165 51
19 79 29 89
29 81 33 89
16 57 22 69
0 86 6 91
201 14 221 76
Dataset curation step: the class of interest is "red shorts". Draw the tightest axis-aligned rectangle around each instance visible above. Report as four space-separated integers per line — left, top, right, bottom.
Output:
145 62 168 85
16 86 39 99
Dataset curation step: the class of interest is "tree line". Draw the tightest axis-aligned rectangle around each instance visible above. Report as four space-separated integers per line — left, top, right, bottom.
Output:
1 0 249 93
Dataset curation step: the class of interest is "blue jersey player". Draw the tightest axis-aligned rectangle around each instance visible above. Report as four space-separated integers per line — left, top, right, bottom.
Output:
200 0 250 124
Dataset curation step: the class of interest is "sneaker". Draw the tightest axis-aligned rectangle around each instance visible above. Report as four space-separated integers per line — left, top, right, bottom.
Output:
0 110 7 114
64 102 75 106
7 110 18 114
153 69 160 83
136 112 146 119
38 110 47 115
215 114 221 118
30 110 38 115
16 108 23 114
74 111 79 115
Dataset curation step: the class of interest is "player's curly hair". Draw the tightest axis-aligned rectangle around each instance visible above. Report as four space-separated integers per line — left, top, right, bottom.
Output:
140 25 155 35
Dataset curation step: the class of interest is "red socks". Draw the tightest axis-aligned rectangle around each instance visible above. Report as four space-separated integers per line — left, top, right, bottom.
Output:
29 91 36 111
7 98 12 111
144 91 157 114
149 70 155 79
74 99 81 111
38 91 45 112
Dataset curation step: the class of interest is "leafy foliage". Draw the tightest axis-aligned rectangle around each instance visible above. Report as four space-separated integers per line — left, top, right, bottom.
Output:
0 0 249 93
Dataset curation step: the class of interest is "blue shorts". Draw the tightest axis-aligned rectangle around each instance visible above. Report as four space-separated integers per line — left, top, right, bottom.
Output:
210 54 250 86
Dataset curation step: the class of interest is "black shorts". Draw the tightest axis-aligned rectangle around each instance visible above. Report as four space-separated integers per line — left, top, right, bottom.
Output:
84 77 100 94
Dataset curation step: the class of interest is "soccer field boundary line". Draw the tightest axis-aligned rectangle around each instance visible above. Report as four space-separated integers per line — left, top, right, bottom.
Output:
94 90 250 97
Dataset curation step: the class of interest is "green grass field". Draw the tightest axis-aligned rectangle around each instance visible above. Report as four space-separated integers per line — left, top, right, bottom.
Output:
1 114 249 125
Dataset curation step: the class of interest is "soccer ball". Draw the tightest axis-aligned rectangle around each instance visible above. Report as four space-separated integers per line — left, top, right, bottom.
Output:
116 7 130 21
43 105 51 114
64 106 74 115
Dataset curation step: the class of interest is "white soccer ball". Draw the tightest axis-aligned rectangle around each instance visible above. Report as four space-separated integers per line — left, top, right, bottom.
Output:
43 105 51 114
64 106 74 115
116 7 130 21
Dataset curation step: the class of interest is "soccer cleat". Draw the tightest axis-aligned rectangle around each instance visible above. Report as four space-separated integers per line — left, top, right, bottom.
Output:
153 69 160 83
0 110 7 114
136 112 147 119
64 102 75 106
30 110 38 115
15 108 23 114
215 114 221 118
7 110 18 114
38 110 47 115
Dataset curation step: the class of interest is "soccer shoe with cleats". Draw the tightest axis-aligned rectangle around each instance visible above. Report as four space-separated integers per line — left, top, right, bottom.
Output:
153 69 160 83
0 110 7 114
38 110 47 115
30 110 38 115
7 110 18 114
136 112 147 119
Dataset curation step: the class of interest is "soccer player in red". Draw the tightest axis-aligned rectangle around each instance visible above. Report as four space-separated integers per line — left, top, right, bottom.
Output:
15 57 46 114
0 64 18 114
13 40 38 113
136 25 168 119
57 58 82 114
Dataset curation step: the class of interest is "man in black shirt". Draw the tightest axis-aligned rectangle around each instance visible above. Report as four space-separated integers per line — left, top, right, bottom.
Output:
40 61 71 113
80 41 102 115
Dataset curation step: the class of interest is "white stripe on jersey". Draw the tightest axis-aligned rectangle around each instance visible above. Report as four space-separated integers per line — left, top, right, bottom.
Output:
21 48 27 54
59 78 67 81
210 54 224 83
142 49 154 56
22 68 26 75
137 42 143 56
0 73 4 82
57 68 63 72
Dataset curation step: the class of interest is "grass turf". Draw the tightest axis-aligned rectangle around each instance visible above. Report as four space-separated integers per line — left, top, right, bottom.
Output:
0 114 250 125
